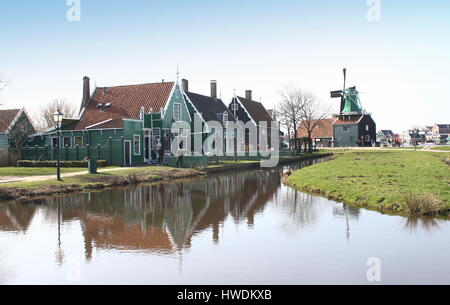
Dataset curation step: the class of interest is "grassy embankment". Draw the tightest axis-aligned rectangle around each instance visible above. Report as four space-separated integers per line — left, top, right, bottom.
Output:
433 146 450 151
286 151 450 217
0 167 118 176
0 167 203 200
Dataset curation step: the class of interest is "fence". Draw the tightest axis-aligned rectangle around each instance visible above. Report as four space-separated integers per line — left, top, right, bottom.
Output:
0 148 19 167
20 140 124 166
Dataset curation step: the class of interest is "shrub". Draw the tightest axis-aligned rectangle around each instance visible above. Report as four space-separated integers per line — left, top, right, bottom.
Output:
17 160 108 168
403 194 443 216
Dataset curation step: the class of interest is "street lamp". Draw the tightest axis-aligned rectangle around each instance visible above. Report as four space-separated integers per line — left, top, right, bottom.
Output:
53 109 64 181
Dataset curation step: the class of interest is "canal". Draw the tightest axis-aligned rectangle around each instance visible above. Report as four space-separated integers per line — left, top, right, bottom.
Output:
0 159 449 285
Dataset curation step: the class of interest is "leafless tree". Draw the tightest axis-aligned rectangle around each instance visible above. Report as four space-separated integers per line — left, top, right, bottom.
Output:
299 91 330 152
33 99 77 131
278 86 304 149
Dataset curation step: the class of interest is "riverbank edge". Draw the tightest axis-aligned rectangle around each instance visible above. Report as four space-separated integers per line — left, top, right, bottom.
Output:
283 153 450 219
0 153 332 202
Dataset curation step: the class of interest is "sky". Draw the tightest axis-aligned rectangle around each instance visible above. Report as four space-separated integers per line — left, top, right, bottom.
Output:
0 0 449 133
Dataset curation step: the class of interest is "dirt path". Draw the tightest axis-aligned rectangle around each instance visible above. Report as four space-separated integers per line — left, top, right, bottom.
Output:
0 167 135 184
322 147 450 153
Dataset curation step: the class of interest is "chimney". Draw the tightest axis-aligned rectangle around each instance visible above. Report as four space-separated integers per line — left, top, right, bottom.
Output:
245 90 252 101
81 76 90 110
181 79 189 92
210 80 217 99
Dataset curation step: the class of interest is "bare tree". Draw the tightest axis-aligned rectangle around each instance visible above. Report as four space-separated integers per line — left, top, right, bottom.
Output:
278 86 304 150
33 99 77 131
299 91 330 152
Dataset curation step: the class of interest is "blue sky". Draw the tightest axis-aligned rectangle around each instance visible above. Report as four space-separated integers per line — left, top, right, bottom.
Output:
1 0 449 132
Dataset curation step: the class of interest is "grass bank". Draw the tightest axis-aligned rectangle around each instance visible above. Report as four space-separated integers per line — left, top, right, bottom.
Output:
0 167 118 176
0 167 203 201
285 151 450 217
433 146 450 151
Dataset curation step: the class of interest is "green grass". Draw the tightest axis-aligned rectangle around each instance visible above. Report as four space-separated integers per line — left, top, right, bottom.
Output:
286 151 450 216
0 166 195 189
0 167 101 176
433 146 450 151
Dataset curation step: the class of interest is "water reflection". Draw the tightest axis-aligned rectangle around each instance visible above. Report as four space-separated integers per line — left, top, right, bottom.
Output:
0 169 284 261
0 159 449 284
403 217 441 234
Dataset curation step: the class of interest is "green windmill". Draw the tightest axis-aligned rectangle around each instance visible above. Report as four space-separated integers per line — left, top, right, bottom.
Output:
331 68 364 115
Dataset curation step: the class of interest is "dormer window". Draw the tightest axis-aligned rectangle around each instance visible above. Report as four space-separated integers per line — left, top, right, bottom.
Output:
232 103 238 111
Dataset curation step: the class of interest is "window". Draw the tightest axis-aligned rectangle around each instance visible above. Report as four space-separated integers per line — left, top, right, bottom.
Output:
63 137 72 147
52 137 59 148
366 125 369 131
134 135 141 155
173 103 181 122
75 136 83 148
232 103 238 111
343 126 349 132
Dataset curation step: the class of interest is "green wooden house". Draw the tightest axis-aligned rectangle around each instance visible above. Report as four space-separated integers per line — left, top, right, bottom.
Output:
0 109 35 150
29 76 192 166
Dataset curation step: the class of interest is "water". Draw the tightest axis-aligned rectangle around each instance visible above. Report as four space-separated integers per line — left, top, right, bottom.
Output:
0 159 449 285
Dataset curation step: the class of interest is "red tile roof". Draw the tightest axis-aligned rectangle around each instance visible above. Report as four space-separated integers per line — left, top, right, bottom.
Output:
297 118 335 139
68 82 175 130
0 109 21 133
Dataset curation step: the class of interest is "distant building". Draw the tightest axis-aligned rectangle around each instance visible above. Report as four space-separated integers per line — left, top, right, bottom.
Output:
332 87 376 147
377 130 395 143
297 118 334 147
432 124 450 144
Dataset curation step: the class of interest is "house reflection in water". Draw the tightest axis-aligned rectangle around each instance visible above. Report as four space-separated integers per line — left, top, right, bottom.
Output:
0 170 282 261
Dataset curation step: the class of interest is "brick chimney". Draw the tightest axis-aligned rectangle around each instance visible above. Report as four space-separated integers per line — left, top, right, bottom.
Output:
211 80 217 99
81 76 91 110
245 90 252 101
181 79 189 92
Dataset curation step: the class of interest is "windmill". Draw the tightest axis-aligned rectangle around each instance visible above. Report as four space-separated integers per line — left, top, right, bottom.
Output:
330 68 363 115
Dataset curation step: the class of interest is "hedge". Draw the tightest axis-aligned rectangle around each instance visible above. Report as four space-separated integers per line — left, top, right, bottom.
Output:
17 160 109 168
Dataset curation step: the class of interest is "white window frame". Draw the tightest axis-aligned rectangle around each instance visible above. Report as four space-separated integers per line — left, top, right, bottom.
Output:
232 103 238 111
133 134 141 155
74 136 83 148
63 137 72 148
173 103 182 122
52 137 60 148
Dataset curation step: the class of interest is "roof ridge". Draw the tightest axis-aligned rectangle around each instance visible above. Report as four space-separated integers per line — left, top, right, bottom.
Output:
97 81 175 89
